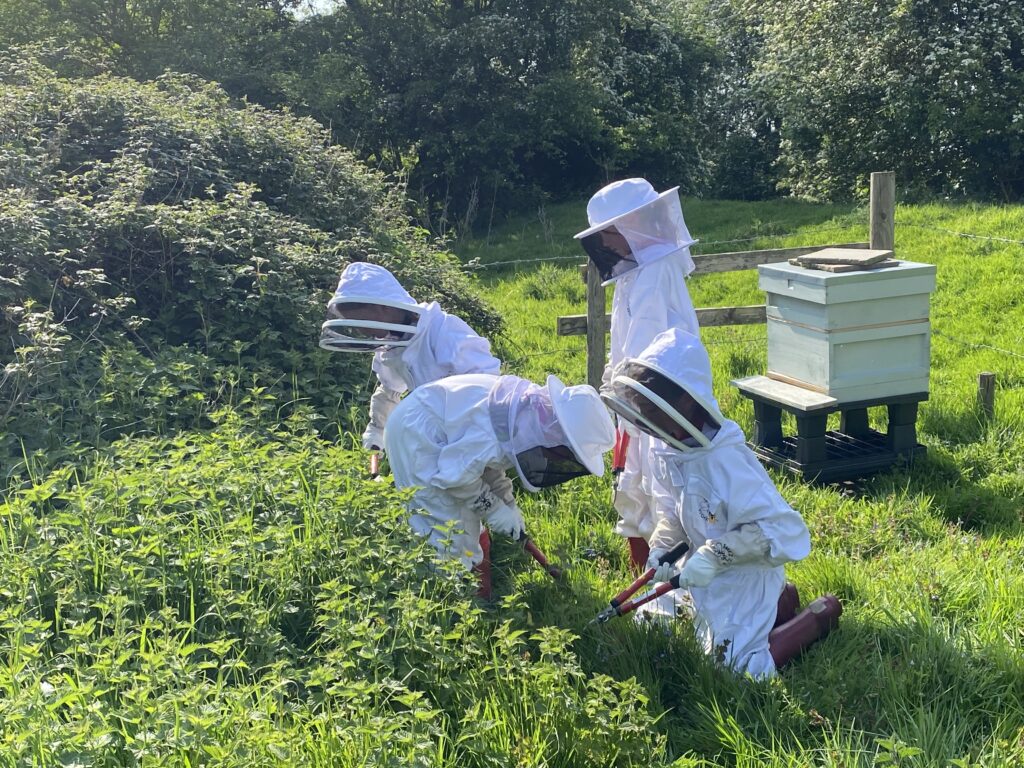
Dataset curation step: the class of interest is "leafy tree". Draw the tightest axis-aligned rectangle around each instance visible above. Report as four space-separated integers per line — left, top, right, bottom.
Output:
750 0 1024 200
282 0 713 229
672 0 780 199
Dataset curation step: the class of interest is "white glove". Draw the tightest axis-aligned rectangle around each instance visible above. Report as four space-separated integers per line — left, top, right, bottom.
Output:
485 503 526 540
361 424 384 451
676 546 721 588
646 548 680 583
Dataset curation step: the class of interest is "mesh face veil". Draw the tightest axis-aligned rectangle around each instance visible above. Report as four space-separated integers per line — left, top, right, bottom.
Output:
575 180 697 285
579 227 636 282
488 376 597 491
318 299 422 353
601 362 714 451
514 445 590 489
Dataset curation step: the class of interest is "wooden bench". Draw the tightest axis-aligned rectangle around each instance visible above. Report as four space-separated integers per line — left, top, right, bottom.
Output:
731 375 927 483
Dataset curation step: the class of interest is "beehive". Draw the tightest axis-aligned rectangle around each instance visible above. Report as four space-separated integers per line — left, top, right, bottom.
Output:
758 256 936 403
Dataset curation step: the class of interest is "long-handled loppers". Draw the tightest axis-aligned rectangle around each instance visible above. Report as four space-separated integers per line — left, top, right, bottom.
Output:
589 540 690 625
514 532 562 580
610 428 630 502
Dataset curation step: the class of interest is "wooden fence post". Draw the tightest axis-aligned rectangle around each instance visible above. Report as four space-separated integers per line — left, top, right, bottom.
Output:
977 372 996 419
585 263 606 389
870 171 896 251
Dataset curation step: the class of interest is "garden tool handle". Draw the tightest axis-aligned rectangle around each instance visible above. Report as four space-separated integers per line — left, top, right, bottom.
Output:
611 428 630 474
609 540 689 608
616 572 683 616
518 535 562 580
369 452 380 478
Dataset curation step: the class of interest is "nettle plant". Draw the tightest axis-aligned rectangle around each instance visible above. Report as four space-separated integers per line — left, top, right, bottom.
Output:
0 415 665 766
0 50 501 465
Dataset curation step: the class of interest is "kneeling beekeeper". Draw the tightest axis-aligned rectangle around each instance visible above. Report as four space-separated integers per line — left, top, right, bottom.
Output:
602 328 842 677
384 373 615 598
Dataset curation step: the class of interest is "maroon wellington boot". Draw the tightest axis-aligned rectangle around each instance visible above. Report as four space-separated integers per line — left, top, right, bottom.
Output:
627 537 651 574
773 582 801 629
768 594 842 669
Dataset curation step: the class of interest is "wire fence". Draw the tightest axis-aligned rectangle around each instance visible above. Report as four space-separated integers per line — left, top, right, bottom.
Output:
461 225 867 272
932 329 1024 362
464 219 1024 275
476 214 1024 387
899 223 1024 246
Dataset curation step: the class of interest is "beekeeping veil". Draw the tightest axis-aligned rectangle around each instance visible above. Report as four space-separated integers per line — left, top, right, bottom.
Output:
488 375 614 491
602 329 725 452
319 262 423 352
574 178 697 286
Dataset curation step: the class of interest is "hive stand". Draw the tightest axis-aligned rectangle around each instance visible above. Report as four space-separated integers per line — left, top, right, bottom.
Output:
731 375 927 483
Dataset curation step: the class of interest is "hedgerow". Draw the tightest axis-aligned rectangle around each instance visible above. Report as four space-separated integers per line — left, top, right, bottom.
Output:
0 50 501 468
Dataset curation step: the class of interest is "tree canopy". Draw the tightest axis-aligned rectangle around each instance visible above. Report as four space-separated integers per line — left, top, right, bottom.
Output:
2 0 1022 209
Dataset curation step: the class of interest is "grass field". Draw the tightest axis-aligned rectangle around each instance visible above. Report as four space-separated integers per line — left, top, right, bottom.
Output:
456 197 1024 765
1 197 1022 766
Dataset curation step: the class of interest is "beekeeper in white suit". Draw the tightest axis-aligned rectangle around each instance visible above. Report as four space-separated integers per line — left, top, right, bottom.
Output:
575 178 702 572
385 372 614 598
319 262 502 452
602 328 841 677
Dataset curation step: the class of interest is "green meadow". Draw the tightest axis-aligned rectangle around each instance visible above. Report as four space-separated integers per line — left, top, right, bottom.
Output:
2 198 1022 766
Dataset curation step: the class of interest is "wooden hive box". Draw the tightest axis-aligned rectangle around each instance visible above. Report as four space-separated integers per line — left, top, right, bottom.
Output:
757 254 937 403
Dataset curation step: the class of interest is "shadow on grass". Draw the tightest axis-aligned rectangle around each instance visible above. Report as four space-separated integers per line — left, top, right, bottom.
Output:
849 448 1022 534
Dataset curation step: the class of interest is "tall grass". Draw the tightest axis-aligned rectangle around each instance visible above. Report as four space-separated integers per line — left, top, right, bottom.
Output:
458 197 1024 766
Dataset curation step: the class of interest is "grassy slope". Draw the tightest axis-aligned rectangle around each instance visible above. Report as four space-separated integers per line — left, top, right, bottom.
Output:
455 197 1024 766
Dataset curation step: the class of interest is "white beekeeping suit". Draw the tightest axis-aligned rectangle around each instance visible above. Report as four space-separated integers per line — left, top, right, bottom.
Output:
574 178 702 555
603 329 812 678
319 262 501 453
384 373 614 568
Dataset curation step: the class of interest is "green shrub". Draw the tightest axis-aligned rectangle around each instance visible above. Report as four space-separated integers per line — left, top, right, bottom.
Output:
0 416 666 766
0 51 501 463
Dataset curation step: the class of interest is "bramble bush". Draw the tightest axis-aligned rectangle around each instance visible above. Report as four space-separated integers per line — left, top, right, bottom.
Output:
0 50 501 468
0 413 665 766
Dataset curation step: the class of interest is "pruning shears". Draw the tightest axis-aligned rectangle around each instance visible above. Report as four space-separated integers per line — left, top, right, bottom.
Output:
589 539 690 625
369 451 381 479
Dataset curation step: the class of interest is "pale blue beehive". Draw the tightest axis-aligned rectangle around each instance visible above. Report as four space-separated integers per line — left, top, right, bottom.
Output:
758 257 937 403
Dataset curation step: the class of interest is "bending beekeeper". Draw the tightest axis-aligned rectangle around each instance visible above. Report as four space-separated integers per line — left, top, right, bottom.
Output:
319 261 501 453
602 328 841 677
575 178 702 572
384 372 614 599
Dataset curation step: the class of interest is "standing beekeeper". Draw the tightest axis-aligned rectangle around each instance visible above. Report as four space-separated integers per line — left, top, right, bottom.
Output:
384 372 615 598
575 178 702 572
601 328 841 677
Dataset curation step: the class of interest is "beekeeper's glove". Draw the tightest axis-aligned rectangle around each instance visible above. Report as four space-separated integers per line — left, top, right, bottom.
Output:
361 424 385 452
676 546 721 588
646 548 680 583
485 503 526 540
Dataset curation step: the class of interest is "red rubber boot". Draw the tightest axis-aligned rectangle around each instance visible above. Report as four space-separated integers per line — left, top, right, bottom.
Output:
627 537 650 574
773 582 801 629
768 594 842 669
474 529 493 600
